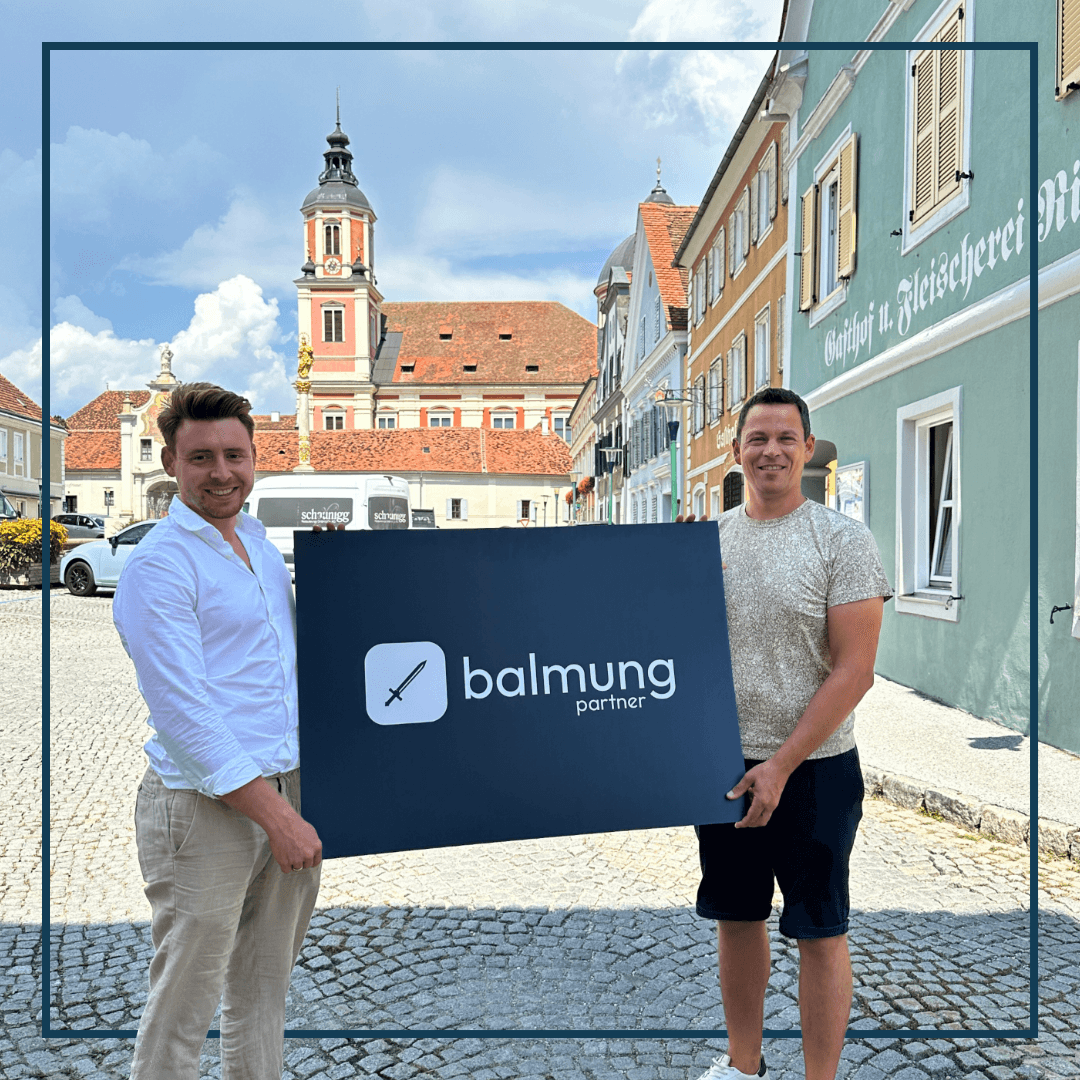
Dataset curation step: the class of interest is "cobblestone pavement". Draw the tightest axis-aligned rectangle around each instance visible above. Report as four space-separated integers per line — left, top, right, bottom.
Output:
1 592 1076 1078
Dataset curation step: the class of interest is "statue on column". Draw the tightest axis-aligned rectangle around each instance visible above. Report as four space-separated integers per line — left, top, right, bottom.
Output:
159 343 174 376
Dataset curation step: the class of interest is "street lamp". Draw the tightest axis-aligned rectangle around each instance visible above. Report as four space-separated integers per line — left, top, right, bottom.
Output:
654 387 695 522
598 445 623 524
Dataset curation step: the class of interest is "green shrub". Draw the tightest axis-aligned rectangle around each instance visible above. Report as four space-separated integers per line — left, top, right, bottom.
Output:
0 519 67 575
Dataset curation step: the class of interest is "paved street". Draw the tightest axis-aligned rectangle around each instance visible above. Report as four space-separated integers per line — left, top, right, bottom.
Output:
1 592 1077 1078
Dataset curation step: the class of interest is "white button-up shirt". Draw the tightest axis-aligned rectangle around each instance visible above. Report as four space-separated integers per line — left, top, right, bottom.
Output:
113 497 299 796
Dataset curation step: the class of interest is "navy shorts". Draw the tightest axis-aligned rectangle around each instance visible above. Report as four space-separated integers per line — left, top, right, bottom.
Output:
695 747 864 940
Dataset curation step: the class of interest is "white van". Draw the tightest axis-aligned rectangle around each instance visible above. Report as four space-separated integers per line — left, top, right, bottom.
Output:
244 474 411 575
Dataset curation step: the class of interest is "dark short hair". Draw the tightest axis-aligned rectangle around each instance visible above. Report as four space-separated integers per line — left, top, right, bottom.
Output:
157 382 255 450
736 386 812 441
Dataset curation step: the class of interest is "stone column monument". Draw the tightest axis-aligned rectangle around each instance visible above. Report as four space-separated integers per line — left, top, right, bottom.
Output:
294 334 316 473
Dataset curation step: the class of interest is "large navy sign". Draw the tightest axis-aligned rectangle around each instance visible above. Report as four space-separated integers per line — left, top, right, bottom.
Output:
295 524 744 858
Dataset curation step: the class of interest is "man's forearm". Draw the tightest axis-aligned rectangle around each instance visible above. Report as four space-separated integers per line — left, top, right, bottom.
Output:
768 662 875 780
219 776 323 873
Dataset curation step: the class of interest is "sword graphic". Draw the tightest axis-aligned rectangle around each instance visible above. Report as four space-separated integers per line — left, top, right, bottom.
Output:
385 660 427 706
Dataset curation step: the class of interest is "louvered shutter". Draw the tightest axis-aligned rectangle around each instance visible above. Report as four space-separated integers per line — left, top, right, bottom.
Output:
461 499 468 520
1059 0 1080 98
750 174 760 245
837 132 858 280
728 215 735 276
799 184 817 311
911 49 937 226
767 141 779 221
530 503 537 523
934 13 963 211
706 251 714 304
446 498 453 520
717 226 726 293
740 190 751 258
780 125 790 204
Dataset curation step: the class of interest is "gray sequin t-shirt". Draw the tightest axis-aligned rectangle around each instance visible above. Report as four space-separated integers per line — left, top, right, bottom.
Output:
717 499 892 760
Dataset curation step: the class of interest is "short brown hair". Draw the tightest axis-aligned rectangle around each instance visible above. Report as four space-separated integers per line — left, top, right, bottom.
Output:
157 382 255 450
735 386 812 441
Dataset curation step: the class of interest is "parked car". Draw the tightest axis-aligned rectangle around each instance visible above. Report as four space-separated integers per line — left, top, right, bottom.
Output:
53 513 106 539
60 520 157 596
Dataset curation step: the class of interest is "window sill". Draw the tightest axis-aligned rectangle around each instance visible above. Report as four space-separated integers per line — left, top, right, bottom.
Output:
902 189 970 256
894 592 960 622
756 222 774 247
808 283 847 328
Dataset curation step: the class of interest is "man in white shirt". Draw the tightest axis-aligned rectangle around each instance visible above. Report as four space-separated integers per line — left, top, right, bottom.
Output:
114 382 322 1080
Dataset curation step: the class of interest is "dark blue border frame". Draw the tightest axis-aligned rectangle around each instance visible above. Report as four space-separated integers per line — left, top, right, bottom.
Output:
40 37 1039 1044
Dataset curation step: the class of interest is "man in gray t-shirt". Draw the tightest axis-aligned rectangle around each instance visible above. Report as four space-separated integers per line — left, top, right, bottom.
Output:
692 387 891 1080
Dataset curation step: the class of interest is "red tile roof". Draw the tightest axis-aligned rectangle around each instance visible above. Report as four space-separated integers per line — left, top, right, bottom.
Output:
65 430 122 470
639 202 697 332
67 390 151 431
383 301 596 386
252 413 297 431
0 373 43 422
64 389 152 470
254 427 571 478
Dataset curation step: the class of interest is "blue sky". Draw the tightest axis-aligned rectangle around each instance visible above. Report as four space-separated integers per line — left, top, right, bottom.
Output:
1 1 784 418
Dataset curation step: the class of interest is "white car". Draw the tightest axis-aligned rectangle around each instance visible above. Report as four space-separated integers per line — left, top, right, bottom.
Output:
60 520 158 596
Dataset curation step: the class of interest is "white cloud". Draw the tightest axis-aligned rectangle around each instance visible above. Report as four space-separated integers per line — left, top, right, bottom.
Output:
43 276 294 418
411 167 627 260
50 126 224 231
119 195 297 293
53 295 113 334
618 0 781 134
381 252 597 319
0 339 43 406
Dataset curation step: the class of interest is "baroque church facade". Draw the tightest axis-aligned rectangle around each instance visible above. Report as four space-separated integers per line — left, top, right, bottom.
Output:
62 115 593 529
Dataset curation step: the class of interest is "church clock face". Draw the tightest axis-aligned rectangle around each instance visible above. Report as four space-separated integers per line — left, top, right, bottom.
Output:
325 258 341 274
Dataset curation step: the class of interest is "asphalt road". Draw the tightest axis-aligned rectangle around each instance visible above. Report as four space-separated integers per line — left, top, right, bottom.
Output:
0 591 1076 1079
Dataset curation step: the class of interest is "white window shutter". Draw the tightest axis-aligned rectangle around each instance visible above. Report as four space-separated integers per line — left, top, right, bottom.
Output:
516 500 523 520
799 184 817 311
750 173 760 245
706 251 713 302
780 124 790 204
1059 0 1080 98
934 13 964 210
727 216 735 276
768 141 779 221
718 227 726 293
461 499 468 520
530 502 537 523
837 132 858 280
911 48 936 226
741 190 751 258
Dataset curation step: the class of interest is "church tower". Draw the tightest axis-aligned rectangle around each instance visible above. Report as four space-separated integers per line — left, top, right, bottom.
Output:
295 105 382 430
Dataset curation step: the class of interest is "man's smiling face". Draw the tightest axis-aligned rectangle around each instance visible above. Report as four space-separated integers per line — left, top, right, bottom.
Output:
732 403 815 515
162 418 257 528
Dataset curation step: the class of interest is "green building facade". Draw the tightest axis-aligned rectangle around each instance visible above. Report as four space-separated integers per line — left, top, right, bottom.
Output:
772 1 1078 753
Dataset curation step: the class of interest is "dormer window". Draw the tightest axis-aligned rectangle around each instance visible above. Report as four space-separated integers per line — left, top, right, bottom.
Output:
525 364 539 372
463 364 477 372
400 364 415 373
439 324 453 340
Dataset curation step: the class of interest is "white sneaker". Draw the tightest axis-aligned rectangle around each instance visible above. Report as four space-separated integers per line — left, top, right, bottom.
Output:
694 1054 769 1080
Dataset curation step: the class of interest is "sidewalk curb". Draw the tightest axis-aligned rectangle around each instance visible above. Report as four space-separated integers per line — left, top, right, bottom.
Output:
862 765 1080 863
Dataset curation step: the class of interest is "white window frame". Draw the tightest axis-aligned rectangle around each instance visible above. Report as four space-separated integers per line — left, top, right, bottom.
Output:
377 413 397 429
732 199 747 277
324 411 344 430
428 411 452 428
553 414 570 442
710 233 724 304
901 0 975 255
754 303 771 390
710 486 721 519
0 428 6 465
492 412 515 429
13 431 24 474
654 293 663 342
694 267 706 326
1073 343 1080 638
895 386 962 622
708 358 722 425
807 124 854 328
728 334 746 412
140 437 153 462
755 166 772 245
322 303 345 342
446 497 468 521
693 484 706 518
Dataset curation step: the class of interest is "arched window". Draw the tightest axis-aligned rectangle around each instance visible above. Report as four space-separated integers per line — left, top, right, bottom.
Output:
324 223 340 255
